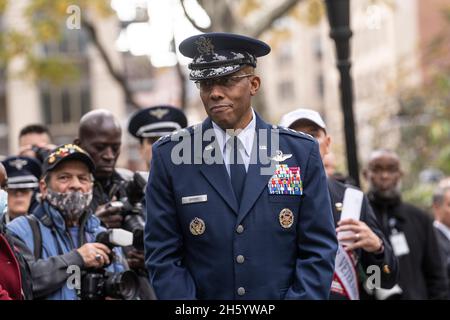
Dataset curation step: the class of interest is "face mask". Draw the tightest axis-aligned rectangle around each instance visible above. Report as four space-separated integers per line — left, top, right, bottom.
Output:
0 189 7 215
46 188 93 220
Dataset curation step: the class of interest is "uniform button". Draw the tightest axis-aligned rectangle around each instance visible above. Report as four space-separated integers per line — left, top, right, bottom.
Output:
236 255 245 264
236 225 244 234
237 287 246 296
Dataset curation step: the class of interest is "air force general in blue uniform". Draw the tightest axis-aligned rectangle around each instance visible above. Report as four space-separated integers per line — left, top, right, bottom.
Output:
144 33 338 299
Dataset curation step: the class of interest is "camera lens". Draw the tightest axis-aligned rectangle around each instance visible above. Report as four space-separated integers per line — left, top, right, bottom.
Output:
104 270 139 300
122 214 145 250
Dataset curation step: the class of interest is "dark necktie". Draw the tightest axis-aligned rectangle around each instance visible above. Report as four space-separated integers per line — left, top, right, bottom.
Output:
228 135 247 205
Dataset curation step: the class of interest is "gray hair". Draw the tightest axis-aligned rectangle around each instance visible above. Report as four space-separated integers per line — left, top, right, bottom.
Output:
432 186 450 206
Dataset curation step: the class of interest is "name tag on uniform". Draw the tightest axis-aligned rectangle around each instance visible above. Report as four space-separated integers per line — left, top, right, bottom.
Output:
268 164 302 195
182 194 208 205
390 232 410 256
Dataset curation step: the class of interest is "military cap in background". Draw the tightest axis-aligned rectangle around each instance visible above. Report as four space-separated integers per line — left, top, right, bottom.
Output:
2 156 41 189
179 32 271 80
127 105 188 139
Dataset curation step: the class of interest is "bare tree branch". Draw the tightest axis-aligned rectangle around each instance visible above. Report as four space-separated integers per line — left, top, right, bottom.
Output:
171 36 187 109
81 16 141 110
247 0 303 38
180 0 212 33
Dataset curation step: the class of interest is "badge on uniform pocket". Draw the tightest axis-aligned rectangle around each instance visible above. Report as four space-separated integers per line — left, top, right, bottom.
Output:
279 208 294 229
268 164 302 195
190 217 206 236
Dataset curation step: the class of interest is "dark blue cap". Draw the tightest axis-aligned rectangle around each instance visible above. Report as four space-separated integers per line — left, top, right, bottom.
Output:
128 105 188 139
179 32 271 80
2 156 42 189
42 144 95 175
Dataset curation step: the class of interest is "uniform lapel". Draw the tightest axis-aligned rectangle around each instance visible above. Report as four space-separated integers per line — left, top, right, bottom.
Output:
236 114 273 225
198 118 239 215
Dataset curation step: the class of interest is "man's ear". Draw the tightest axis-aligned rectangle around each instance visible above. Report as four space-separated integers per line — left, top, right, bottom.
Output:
39 178 48 198
324 134 331 155
363 168 369 180
250 76 260 96
73 138 80 146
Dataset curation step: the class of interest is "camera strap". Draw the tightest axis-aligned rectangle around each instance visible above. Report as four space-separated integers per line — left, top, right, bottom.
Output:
25 215 42 260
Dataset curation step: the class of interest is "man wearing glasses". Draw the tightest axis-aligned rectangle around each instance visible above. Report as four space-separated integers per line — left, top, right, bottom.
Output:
7 144 127 300
144 33 337 299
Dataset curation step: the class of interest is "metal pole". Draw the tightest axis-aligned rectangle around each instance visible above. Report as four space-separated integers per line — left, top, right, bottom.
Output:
325 0 360 187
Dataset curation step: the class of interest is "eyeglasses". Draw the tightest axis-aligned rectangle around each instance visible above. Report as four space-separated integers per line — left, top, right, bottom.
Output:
195 74 254 90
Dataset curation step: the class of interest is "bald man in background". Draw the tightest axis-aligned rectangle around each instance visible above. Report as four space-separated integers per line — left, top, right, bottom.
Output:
75 109 155 300
365 149 448 299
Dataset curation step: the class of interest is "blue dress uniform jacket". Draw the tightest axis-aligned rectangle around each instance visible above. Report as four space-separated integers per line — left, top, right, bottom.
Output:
144 113 338 299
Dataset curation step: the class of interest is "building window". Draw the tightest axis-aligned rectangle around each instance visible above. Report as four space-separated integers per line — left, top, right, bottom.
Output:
39 27 91 144
278 81 295 101
317 74 324 98
278 42 293 66
313 36 322 61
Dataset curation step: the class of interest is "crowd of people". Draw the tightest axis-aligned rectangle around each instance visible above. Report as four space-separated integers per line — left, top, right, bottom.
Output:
1 32 449 300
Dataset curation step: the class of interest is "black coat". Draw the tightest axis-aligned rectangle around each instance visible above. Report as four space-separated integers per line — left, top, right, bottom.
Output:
327 178 398 299
368 193 449 299
434 226 450 299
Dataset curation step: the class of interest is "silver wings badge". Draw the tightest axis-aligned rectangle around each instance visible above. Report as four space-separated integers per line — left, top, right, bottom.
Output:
149 108 169 120
270 150 292 162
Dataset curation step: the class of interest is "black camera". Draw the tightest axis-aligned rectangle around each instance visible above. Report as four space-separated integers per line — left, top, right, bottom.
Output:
107 200 145 251
78 229 140 300
31 145 51 163
114 172 148 250
79 269 139 300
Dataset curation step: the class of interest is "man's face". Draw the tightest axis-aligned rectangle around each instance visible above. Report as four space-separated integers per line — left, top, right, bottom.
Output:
365 154 402 195
434 190 450 227
19 132 51 148
79 128 121 179
140 137 159 169
7 189 33 220
41 160 93 196
0 165 7 189
19 133 52 158
323 153 336 176
290 121 330 159
198 69 260 130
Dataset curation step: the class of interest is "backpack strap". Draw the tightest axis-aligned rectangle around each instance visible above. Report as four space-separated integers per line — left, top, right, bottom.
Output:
25 215 42 260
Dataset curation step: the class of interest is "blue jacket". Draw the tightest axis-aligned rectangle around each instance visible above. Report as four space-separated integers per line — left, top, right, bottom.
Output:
145 113 338 299
7 201 126 300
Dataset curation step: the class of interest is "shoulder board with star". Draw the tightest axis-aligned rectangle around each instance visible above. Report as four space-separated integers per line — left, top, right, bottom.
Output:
273 125 315 141
154 124 198 147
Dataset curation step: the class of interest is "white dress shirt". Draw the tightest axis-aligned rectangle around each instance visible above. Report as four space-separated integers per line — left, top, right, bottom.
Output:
212 108 256 175
434 220 450 242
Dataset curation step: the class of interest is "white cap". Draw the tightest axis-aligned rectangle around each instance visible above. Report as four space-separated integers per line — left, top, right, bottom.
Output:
278 108 326 130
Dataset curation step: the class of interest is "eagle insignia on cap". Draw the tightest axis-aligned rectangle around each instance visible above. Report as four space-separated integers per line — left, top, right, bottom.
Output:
195 36 214 55
149 108 169 120
9 159 28 170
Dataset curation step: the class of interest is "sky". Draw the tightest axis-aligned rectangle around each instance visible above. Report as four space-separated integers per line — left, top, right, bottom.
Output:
110 0 211 67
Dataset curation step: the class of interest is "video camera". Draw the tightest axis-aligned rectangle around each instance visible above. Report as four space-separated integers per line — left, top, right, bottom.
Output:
78 229 140 300
109 171 148 251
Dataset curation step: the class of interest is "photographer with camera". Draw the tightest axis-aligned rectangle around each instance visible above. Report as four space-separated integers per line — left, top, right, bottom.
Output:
6 144 130 300
18 124 56 163
74 109 155 300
